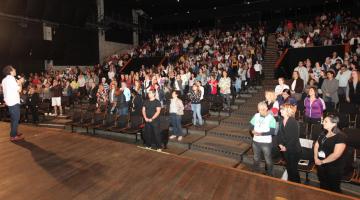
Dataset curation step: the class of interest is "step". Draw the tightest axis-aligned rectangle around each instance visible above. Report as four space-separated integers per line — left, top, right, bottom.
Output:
239 94 252 98
163 146 188 155
220 116 251 128
180 150 239 167
210 110 231 117
191 136 252 160
207 126 252 142
231 109 256 117
204 115 228 125
187 124 218 135
167 134 204 149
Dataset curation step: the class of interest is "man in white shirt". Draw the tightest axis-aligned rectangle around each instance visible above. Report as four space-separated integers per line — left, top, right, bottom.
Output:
254 61 262 85
336 65 352 101
2 66 24 141
294 61 309 86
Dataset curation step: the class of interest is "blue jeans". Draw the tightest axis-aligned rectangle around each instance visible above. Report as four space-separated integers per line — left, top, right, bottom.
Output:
8 104 20 137
221 93 231 109
170 113 183 136
191 103 203 125
252 141 273 176
117 107 128 116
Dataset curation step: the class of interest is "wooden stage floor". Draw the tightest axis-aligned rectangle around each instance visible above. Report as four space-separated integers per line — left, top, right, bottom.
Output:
0 122 356 200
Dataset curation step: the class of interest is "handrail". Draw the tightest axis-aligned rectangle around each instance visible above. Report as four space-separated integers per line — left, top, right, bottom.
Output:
158 56 168 67
119 58 132 73
275 48 288 69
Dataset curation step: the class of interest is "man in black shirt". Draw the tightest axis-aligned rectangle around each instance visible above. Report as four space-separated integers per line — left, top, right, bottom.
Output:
142 90 162 151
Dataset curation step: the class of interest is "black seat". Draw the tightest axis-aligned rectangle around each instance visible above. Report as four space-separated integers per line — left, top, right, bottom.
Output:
339 103 359 128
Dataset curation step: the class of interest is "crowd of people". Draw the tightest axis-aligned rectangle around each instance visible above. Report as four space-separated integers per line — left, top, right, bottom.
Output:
0 19 358 194
276 11 360 54
249 46 359 193
0 24 266 143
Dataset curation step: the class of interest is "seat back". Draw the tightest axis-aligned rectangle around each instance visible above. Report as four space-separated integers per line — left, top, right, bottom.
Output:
116 115 128 129
182 110 193 126
129 115 143 129
104 114 116 127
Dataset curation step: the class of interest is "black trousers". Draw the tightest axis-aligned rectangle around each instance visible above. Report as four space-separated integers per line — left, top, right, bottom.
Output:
317 164 342 193
284 152 301 183
25 106 39 123
143 120 162 149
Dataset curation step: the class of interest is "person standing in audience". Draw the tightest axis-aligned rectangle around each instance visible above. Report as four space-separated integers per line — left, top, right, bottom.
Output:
219 71 231 111
274 77 290 97
130 89 143 116
264 91 279 117
321 70 339 112
290 71 304 102
208 75 218 97
188 84 203 126
25 86 40 124
50 80 63 116
96 84 108 112
2 66 25 141
278 103 302 183
142 89 162 151
278 89 298 107
346 70 360 107
108 83 117 114
304 87 326 132
169 91 184 141
250 101 277 176
254 60 262 85
314 115 346 193
294 61 309 87
336 65 351 102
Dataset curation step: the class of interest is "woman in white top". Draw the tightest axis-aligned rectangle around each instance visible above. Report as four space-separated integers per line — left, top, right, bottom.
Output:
169 91 184 141
219 71 232 110
274 77 289 97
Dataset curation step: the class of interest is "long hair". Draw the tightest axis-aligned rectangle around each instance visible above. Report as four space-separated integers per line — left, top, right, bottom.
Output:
324 114 343 135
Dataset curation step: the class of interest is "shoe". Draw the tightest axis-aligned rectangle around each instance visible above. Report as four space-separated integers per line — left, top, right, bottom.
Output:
169 135 176 139
156 149 162 152
10 136 24 142
16 133 23 137
177 136 183 141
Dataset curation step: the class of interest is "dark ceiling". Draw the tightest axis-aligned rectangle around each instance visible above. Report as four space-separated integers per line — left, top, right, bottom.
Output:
110 0 352 19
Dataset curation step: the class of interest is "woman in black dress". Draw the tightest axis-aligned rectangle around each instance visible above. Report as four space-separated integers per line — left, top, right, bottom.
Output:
313 114 347 193
142 90 162 151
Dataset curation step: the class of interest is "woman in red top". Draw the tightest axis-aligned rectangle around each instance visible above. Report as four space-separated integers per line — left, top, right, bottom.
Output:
208 75 218 95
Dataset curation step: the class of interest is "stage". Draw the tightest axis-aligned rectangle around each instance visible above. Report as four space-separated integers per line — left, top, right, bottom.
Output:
0 122 356 200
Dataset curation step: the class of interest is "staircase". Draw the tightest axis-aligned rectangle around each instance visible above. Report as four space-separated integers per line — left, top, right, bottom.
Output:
262 34 278 79
167 82 276 168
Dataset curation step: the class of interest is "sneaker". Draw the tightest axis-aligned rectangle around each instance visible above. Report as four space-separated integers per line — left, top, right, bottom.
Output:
16 133 23 137
169 135 176 140
156 149 162 152
177 136 183 141
10 136 24 142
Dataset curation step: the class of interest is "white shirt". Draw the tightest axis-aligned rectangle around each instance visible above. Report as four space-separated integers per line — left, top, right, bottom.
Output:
274 84 290 96
336 70 352 87
254 63 262 72
199 86 204 100
2 75 20 106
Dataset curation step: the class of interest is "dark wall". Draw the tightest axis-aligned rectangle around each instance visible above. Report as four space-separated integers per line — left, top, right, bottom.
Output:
276 45 345 79
0 0 99 75
103 0 133 44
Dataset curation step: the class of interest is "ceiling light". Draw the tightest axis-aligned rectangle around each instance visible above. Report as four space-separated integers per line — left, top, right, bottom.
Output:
186 10 190 14
213 7 217 10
